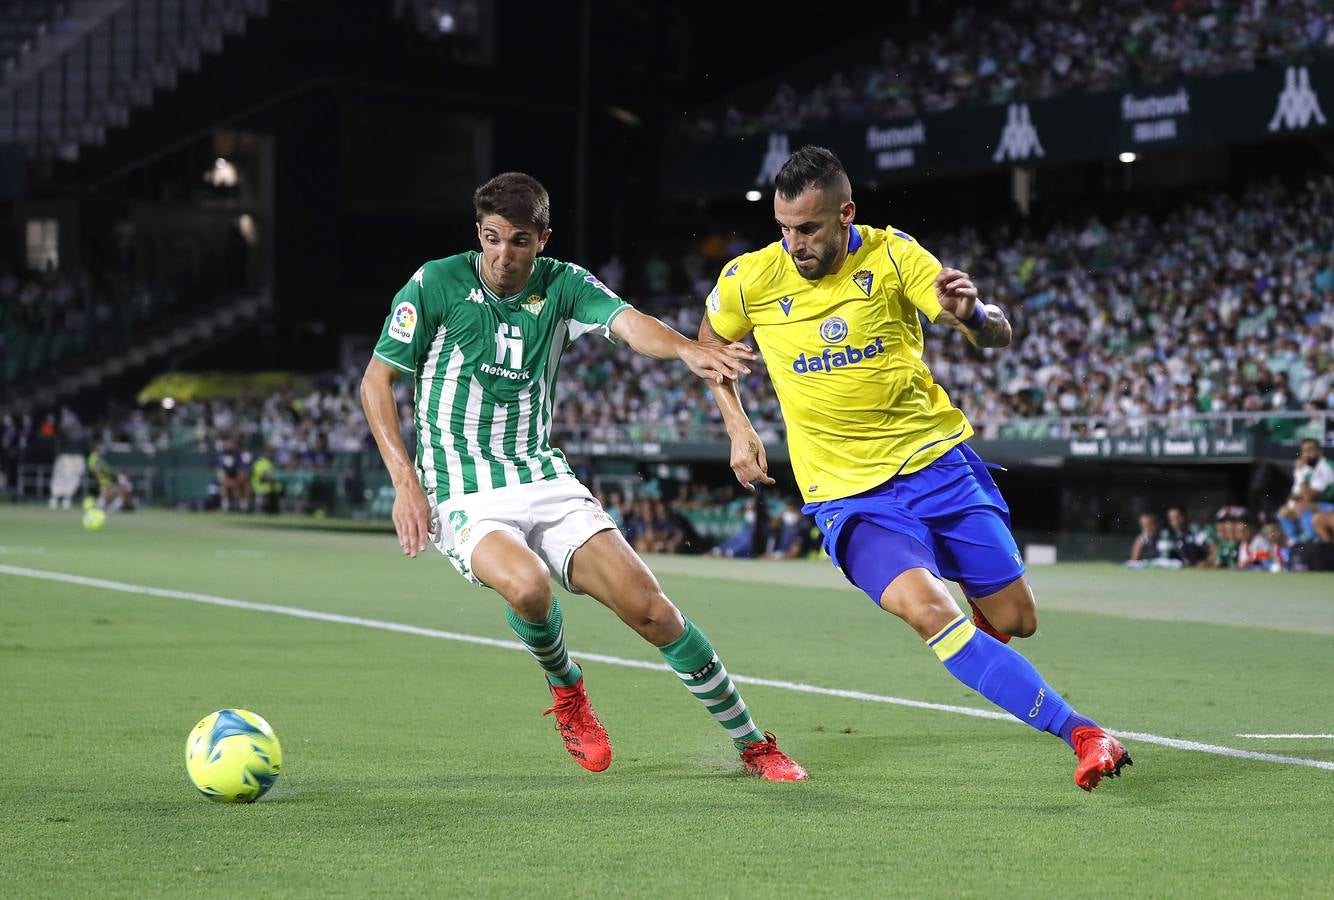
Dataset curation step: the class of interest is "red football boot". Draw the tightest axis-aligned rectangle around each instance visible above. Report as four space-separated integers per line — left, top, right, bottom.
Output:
1071 726 1133 791
968 598 1012 644
542 676 612 772
739 732 808 782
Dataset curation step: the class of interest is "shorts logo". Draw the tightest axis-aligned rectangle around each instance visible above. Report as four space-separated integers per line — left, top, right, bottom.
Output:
852 269 874 296
388 302 417 343
819 316 849 344
448 510 468 530
706 286 721 313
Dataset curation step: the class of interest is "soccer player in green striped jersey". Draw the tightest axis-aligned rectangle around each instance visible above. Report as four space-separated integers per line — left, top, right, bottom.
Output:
360 172 806 781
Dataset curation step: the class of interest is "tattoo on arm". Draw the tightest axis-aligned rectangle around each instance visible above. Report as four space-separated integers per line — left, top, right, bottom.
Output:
963 305 1012 349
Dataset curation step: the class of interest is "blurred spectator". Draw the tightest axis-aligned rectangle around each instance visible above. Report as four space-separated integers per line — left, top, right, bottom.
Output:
1236 519 1287 570
768 501 814 559
710 499 760 558
1277 438 1334 542
1128 512 1163 564
1164 506 1211 567
216 438 253 512
251 446 283 515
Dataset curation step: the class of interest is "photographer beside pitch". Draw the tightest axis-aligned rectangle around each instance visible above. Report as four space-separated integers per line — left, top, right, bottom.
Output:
360 172 806 781
698 146 1131 791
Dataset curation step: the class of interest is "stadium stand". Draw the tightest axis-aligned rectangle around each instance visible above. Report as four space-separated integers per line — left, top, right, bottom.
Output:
690 0 1334 138
0 0 270 161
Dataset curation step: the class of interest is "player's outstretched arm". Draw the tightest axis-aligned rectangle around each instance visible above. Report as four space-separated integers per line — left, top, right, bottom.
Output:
359 358 431 558
698 316 775 492
931 267 1013 349
610 307 756 383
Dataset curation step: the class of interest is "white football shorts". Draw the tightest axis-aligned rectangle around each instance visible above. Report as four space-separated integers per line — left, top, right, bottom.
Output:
428 477 618 593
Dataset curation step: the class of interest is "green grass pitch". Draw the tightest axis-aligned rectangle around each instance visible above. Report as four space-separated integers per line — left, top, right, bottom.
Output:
2 507 1333 898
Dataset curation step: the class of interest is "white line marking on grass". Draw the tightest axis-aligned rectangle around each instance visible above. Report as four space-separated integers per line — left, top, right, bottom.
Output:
5 563 1334 774
1236 734 1334 740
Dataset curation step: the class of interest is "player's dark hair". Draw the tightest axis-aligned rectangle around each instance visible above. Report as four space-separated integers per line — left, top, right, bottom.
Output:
473 172 551 232
774 146 849 202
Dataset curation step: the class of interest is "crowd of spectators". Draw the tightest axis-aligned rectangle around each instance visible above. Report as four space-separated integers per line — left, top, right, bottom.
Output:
691 0 1334 139
1128 439 1334 571
927 175 1334 438
0 367 400 491
595 484 818 558
100 368 395 467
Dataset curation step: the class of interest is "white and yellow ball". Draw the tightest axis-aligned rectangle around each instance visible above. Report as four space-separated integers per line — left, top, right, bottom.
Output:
82 506 106 531
185 709 283 802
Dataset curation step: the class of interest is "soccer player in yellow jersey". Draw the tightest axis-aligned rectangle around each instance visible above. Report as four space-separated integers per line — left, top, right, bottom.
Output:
699 146 1132 791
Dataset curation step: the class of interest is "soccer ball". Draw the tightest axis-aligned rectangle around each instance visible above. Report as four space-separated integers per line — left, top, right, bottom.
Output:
81 498 105 530
185 709 283 802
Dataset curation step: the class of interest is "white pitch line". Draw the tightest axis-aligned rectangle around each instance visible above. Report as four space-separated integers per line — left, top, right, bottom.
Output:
1236 734 1334 740
4 563 1334 774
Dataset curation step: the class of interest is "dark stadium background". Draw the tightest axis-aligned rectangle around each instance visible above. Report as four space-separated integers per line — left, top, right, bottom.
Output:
2 0 1332 563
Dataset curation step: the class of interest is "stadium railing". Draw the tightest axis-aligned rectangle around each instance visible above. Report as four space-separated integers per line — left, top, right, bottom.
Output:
549 410 1330 445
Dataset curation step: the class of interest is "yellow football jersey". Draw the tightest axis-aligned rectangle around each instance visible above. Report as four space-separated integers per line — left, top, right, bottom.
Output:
706 224 973 503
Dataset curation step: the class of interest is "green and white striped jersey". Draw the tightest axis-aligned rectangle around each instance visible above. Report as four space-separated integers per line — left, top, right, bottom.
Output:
373 252 630 501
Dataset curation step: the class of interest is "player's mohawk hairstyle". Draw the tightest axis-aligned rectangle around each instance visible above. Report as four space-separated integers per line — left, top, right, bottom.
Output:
474 172 551 233
774 146 850 202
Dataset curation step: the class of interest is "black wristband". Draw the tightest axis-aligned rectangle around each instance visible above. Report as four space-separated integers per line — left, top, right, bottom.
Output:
964 303 988 330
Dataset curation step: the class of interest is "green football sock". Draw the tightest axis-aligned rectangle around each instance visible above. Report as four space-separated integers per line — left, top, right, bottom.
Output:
505 598 582 687
659 619 765 751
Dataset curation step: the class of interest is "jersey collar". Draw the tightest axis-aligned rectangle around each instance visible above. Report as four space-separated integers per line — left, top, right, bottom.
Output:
474 254 533 304
780 223 861 253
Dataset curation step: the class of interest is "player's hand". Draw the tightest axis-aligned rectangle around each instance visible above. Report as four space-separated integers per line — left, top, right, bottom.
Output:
391 480 432 558
730 428 776 492
934 267 979 320
680 340 755 383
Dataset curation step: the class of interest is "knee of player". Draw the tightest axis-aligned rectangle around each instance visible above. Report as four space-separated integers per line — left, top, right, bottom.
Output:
879 579 959 639
1010 611 1038 638
634 590 683 639
503 580 554 621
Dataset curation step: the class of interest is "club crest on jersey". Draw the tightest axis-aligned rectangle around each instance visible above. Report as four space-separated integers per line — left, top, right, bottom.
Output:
852 269 874 296
819 316 849 344
388 302 417 343
523 294 546 315
779 296 794 316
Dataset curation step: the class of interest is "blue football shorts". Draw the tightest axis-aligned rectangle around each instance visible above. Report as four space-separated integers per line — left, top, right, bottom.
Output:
803 444 1026 605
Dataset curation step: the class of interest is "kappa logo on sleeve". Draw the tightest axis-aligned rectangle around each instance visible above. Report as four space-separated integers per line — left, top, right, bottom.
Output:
388 302 417 343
